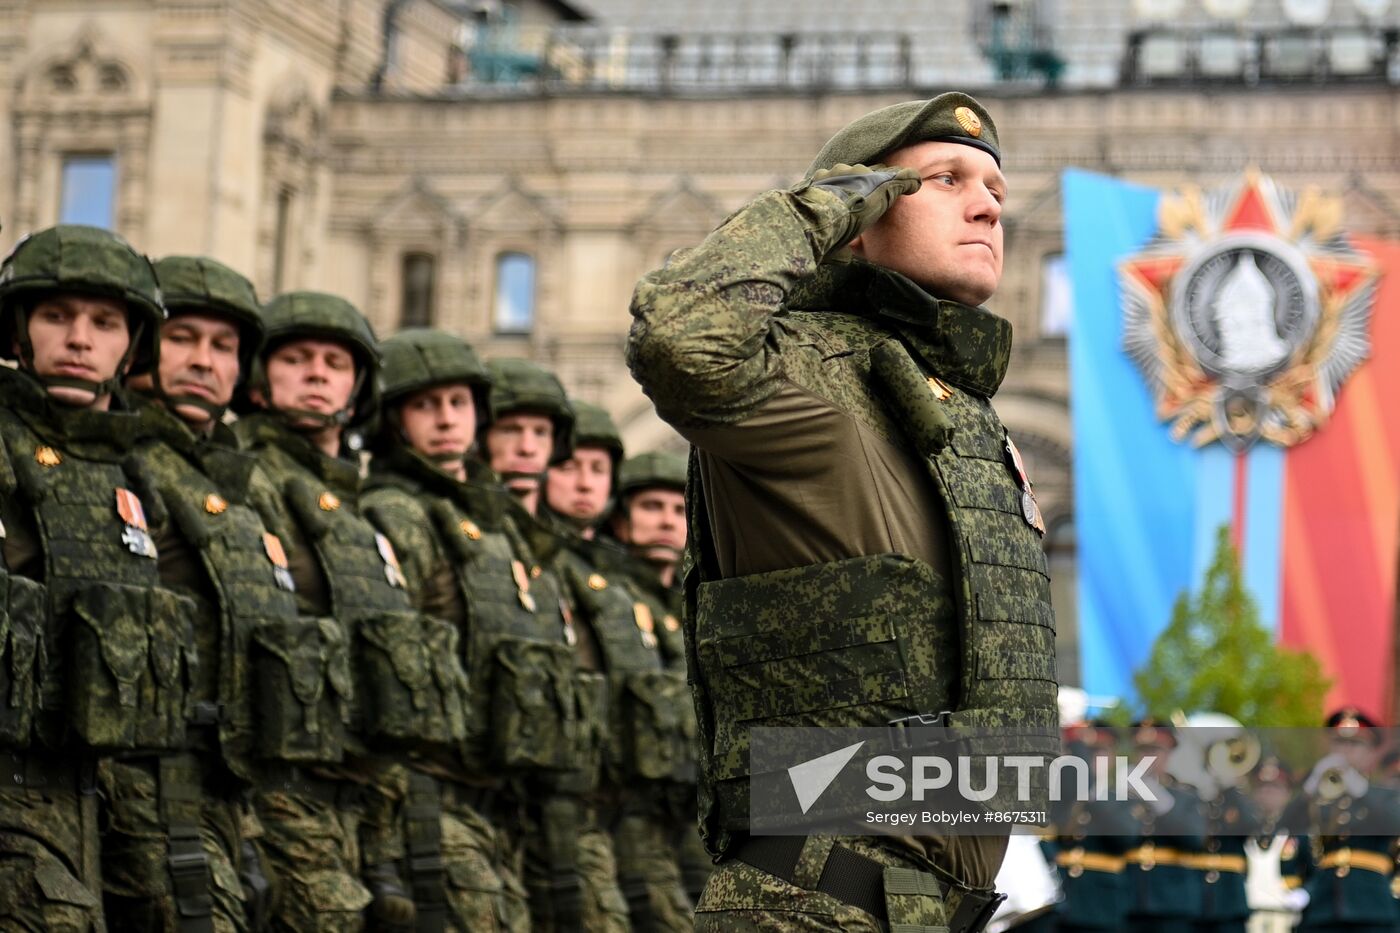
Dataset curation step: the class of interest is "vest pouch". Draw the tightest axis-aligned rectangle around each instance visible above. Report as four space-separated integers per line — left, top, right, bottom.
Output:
568 671 608 793
695 553 957 786
356 610 470 748
489 637 577 772
0 571 45 747
68 583 197 751
251 616 352 763
620 670 690 782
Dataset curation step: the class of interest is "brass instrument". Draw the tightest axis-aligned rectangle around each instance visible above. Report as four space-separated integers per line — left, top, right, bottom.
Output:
1207 733 1261 781
1316 766 1348 802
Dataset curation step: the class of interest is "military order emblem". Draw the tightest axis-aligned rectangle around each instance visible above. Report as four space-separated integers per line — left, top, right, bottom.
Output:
115 487 157 558
262 532 295 591
954 106 982 138
1120 169 1378 451
374 532 407 588
632 602 659 649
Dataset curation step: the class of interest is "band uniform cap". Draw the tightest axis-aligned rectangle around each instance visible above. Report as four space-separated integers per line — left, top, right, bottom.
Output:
805 92 1000 179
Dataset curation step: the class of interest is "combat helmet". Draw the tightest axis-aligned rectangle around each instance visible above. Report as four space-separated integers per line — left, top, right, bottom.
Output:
378 328 491 458
244 290 380 430
484 358 575 465
0 224 165 397
617 451 687 500
571 400 624 466
146 255 263 418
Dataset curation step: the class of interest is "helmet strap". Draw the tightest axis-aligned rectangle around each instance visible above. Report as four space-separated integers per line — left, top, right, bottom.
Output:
15 307 145 406
266 367 365 433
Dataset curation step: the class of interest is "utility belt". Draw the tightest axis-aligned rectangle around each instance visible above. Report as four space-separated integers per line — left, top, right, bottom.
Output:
733 835 1005 933
1055 848 1125 875
1124 845 1187 870
1318 848 1395 876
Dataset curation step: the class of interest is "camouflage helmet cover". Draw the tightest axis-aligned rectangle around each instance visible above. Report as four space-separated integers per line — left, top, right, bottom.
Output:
569 400 624 462
251 290 380 427
153 255 263 376
379 328 490 404
0 224 165 375
617 450 687 498
484 357 575 464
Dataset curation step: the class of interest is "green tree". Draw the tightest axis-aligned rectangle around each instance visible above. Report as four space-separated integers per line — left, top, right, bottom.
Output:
1133 525 1331 727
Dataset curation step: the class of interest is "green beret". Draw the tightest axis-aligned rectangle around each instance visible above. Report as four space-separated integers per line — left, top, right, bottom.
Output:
806 92 1000 178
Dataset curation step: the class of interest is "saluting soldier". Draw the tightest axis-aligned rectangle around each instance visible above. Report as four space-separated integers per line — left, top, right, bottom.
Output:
627 92 1059 931
1124 722 1207 933
481 359 629 932
544 408 695 932
360 328 540 932
114 254 285 931
0 225 170 930
1283 708 1400 933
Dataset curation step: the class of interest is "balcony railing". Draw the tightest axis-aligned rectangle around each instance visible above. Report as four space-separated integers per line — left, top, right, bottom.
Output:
1123 25 1400 85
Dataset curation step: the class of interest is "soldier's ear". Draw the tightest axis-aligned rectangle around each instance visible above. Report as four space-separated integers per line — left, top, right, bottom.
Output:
848 234 867 257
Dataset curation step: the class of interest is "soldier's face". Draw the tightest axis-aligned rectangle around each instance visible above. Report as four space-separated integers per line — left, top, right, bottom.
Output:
546 446 613 523
21 293 131 409
485 412 554 493
849 141 1006 306
260 338 357 426
613 488 687 560
398 383 477 460
130 313 240 425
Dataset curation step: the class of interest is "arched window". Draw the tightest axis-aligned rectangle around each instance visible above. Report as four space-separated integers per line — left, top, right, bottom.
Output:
494 251 535 334
400 252 437 328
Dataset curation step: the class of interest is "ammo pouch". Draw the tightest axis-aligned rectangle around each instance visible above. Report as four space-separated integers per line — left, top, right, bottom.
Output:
488 637 578 773
564 671 608 794
355 610 470 748
250 616 352 763
0 570 45 748
618 670 693 783
68 583 197 751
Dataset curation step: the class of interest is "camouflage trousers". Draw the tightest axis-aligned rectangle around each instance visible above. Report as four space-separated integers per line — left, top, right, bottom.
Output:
0 776 103 933
614 812 694 932
97 757 247 932
674 818 713 904
522 797 631 932
694 836 986 933
252 775 372 932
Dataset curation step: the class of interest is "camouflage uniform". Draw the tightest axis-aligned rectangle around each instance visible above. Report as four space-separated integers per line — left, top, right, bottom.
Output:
547 409 695 933
484 359 631 932
104 256 286 933
236 292 472 932
360 328 538 932
626 94 1058 932
0 225 172 931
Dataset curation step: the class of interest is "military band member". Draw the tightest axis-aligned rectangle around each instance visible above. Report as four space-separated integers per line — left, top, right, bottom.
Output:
1124 722 1206 933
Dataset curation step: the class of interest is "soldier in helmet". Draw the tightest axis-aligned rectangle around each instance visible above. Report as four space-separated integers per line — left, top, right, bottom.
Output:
360 328 546 932
236 292 472 931
544 410 696 932
481 359 630 931
606 451 710 911
0 225 173 929
100 255 283 930
626 93 1057 930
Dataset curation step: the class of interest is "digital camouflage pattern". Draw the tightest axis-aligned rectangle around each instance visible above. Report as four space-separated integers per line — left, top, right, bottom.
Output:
627 106 1057 923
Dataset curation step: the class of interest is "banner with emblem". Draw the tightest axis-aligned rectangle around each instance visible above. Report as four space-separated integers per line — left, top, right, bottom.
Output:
1064 168 1397 716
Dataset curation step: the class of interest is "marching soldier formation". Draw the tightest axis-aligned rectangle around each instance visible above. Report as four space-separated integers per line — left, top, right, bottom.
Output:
0 224 699 931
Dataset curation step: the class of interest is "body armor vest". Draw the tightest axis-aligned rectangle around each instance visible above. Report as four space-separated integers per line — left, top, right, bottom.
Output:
240 417 469 755
558 540 694 786
136 415 301 780
0 399 195 753
425 478 580 777
687 310 1059 850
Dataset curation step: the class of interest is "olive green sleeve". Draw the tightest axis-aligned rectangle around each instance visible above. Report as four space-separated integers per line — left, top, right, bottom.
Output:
626 189 847 429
